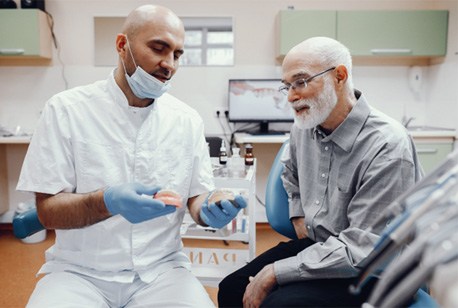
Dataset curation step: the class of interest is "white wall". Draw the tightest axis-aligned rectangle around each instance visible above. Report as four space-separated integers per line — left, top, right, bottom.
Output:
0 0 457 217
1 0 457 134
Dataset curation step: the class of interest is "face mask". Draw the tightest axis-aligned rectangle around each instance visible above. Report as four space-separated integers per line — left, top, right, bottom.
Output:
121 37 171 99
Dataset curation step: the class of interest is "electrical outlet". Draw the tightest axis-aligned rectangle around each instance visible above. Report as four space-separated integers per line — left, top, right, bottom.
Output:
214 108 228 118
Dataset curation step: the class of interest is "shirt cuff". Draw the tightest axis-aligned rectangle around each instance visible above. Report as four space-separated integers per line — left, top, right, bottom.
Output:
289 198 304 218
273 256 301 285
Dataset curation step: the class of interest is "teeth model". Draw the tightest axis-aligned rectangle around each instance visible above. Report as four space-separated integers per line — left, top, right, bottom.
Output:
154 189 183 208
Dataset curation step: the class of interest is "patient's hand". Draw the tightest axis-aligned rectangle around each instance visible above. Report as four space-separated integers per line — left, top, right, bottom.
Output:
243 264 277 308
291 217 308 239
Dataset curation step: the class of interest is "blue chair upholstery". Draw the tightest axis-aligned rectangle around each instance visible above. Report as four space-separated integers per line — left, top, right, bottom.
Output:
264 139 297 240
264 140 437 307
409 288 439 308
13 208 44 239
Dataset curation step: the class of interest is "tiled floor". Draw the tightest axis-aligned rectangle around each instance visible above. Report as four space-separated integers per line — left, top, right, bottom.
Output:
0 223 288 307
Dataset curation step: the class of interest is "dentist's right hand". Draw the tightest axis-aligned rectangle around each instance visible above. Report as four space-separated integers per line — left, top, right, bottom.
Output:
103 182 176 224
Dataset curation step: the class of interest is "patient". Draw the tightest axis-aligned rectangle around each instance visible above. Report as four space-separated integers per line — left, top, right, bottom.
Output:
218 36 424 307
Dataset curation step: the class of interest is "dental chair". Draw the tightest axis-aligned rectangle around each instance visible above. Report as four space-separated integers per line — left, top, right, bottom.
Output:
264 140 438 308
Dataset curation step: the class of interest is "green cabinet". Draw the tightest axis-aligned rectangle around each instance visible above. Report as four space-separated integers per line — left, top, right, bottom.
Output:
278 10 336 59
414 141 454 175
337 10 448 57
277 10 448 59
0 9 52 58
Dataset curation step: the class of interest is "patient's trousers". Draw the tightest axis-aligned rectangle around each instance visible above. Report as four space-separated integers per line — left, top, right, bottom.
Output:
218 238 378 307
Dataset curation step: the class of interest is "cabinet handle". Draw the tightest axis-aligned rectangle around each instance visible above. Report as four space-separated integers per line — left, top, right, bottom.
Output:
417 148 438 154
0 48 25 55
370 48 412 55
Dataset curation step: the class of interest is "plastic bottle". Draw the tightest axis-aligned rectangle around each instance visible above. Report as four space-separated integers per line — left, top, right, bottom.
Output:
229 147 245 177
244 144 254 166
219 140 228 165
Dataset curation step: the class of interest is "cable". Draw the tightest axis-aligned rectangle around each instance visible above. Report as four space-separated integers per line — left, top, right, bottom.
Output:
45 11 69 90
217 114 232 151
256 194 265 207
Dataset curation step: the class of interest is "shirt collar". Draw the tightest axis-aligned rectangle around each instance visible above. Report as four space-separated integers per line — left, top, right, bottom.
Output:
107 69 129 110
108 69 156 112
318 90 370 152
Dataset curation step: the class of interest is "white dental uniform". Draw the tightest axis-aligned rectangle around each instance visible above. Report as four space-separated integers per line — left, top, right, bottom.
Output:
17 70 215 307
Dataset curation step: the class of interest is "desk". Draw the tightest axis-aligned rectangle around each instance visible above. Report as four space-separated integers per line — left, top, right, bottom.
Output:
234 133 289 223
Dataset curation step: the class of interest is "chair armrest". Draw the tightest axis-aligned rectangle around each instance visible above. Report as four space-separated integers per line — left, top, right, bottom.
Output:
12 208 45 239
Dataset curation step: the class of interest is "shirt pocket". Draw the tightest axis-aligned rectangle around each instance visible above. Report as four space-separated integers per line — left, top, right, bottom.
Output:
329 178 353 230
146 146 192 193
76 141 130 191
333 171 353 204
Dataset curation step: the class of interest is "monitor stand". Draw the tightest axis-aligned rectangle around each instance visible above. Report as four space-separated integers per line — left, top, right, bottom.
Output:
249 122 285 136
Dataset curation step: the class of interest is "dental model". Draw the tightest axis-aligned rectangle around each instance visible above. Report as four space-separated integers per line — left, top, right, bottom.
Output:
154 189 183 208
208 189 236 207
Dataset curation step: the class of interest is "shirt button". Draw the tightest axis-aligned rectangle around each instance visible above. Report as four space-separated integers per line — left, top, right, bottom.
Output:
321 173 326 178
324 146 329 151
307 225 311 230
315 200 319 205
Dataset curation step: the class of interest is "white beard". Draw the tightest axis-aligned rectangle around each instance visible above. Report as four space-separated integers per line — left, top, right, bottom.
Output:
292 78 338 130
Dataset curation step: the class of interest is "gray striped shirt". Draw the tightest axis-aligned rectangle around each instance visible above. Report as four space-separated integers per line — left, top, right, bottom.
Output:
275 91 423 284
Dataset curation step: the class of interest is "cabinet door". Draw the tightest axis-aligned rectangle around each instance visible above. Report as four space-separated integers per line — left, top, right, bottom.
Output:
278 10 336 59
337 10 448 57
0 10 51 58
415 142 453 174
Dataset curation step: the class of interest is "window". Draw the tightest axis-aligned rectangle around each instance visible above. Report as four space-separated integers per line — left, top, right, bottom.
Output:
180 17 234 66
93 16 234 67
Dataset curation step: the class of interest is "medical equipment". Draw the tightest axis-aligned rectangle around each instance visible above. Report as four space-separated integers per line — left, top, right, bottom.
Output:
351 151 458 293
355 149 458 307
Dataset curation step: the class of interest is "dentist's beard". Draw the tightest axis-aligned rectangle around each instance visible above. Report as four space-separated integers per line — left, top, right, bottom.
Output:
293 80 338 130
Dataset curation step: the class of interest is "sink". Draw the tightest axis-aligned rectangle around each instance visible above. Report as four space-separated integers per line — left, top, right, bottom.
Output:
406 125 455 132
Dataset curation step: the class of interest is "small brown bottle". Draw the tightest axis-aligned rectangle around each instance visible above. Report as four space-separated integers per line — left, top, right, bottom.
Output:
219 140 228 165
244 144 254 166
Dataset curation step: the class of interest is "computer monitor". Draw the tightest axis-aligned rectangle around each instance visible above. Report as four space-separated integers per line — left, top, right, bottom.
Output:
228 79 294 135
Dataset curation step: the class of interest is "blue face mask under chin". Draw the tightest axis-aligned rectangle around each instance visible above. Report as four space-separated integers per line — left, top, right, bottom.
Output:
121 37 171 99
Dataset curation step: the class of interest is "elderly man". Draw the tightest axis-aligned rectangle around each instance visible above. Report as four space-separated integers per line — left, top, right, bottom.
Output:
17 5 245 307
218 37 423 307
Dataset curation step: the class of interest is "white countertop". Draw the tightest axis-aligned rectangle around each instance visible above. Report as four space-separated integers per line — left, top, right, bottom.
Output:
0 135 31 144
1 128 456 145
408 130 456 138
235 128 456 144
234 133 290 144
406 126 456 139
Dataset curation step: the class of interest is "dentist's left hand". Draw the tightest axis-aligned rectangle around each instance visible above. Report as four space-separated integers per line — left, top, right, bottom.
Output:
200 194 247 228
103 182 176 224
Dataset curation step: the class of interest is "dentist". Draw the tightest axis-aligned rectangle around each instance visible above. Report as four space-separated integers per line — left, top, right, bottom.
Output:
17 4 244 307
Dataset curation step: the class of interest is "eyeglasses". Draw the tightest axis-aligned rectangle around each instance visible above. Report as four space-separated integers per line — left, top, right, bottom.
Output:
278 67 336 95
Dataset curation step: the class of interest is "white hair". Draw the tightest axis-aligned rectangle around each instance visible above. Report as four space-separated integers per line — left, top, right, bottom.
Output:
297 37 354 92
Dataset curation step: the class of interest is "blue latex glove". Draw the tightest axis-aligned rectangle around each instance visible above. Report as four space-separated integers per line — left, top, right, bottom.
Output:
103 183 176 224
200 194 247 228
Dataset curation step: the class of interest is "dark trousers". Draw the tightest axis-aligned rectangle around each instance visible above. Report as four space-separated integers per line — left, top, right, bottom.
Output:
218 238 378 307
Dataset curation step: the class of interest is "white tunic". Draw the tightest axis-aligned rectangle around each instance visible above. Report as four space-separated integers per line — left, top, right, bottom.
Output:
17 70 214 283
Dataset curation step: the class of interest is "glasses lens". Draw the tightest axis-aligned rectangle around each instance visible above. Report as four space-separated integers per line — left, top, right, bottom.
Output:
293 79 307 89
279 85 289 95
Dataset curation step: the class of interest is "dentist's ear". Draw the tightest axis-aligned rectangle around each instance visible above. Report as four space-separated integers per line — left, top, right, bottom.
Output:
115 34 127 52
